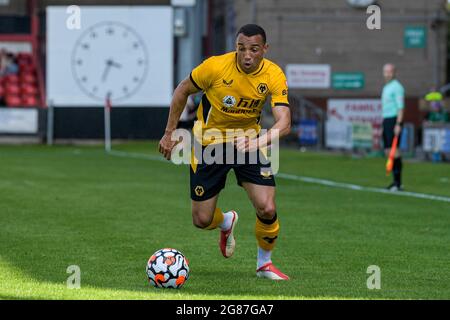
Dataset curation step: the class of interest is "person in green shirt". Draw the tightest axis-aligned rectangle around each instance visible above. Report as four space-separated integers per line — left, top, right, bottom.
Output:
424 89 448 123
381 63 405 191
427 104 449 122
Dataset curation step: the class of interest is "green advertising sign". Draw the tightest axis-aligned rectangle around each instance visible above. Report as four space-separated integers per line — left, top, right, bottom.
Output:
332 73 365 90
352 122 373 149
404 26 426 48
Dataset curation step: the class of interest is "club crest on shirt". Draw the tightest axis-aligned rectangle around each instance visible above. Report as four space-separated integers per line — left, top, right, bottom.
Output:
222 95 236 108
257 83 268 95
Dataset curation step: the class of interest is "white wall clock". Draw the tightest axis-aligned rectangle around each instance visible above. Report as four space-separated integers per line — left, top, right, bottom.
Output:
47 6 173 107
71 21 149 102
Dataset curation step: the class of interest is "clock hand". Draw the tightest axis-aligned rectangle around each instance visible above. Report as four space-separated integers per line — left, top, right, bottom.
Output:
102 59 122 82
102 60 112 82
110 60 122 69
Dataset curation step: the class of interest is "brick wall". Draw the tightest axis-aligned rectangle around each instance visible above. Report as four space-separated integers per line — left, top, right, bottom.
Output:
230 0 448 99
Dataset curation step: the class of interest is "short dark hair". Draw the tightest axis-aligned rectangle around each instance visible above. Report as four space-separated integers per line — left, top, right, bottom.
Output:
236 24 266 44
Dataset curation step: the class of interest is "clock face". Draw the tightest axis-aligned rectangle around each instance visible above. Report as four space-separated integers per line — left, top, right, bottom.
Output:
71 21 149 102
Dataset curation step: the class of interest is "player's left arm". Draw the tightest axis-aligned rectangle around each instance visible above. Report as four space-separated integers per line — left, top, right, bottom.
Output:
267 104 291 137
259 68 292 147
235 105 291 152
236 68 291 152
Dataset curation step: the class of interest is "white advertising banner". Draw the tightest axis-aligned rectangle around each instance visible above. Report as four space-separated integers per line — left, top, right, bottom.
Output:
325 120 352 149
0 108 38 134
326 99 383 149
423 128 444 152
286 64 330 89
46 6 173 107
327 99 383 124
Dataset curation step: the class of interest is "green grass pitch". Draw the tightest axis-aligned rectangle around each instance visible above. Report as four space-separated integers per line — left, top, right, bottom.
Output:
1 142 449 300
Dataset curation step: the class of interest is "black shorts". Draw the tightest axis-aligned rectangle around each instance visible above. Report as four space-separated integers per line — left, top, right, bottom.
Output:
190 142 276 201
382 117 402 149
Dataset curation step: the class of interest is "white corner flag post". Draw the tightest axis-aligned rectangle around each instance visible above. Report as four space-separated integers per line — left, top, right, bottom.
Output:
104 92 112 153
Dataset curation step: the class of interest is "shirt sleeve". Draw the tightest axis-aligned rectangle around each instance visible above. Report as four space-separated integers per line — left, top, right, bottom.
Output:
395 84 405 110
270 68 289 108
190 56 218 91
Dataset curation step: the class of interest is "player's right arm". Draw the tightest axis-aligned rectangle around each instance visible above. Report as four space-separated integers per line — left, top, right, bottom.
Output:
158 77 200 160
159 56 218 160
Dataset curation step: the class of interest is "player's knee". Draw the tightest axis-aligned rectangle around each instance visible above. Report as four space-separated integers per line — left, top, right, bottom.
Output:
191 210 213 229
257 202 277 220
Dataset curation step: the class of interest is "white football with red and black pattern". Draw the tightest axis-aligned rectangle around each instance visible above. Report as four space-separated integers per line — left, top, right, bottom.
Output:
146 248 189 289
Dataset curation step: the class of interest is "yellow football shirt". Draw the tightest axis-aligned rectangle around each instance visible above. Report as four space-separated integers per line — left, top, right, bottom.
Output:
190 52 289 145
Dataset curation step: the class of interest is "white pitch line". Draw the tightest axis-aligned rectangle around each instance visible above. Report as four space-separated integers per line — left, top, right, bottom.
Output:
108 149 164 162
277 173 450 204
107 150 450 204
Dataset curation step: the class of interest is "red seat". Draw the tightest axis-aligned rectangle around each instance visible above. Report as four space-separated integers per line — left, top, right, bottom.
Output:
4 74 19 83
18 61 30 70
20 73 37 84
21 84 38 95
5 74 19 84
22 95 38 107
0 85 4 98
7 52 41 108
6 94 22 107
5 83 20 95
19 64 36 73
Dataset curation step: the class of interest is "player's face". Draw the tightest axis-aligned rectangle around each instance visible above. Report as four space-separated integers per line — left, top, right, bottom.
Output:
236 34 268 74
383 65 395 82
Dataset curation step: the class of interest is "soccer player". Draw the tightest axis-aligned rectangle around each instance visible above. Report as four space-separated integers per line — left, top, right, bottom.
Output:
381 63 405 191
158 24 291 280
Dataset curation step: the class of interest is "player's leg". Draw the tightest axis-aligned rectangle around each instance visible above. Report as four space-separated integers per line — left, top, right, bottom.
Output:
191 194 220 228
392 137 403 190
190 149 238 257
241 182 289 280
191 196 238 258
392 124 403 190
191 194 235 231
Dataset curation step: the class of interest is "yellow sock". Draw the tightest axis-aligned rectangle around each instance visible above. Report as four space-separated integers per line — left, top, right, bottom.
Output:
255 214 279 251
205 207 224 230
